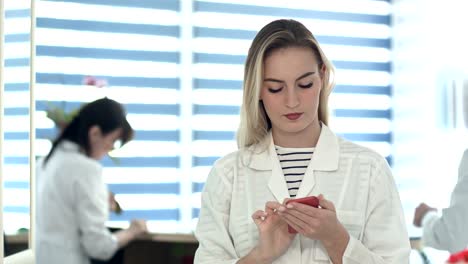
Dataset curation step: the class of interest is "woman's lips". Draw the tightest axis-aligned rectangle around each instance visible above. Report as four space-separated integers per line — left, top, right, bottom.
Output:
285 113 302 120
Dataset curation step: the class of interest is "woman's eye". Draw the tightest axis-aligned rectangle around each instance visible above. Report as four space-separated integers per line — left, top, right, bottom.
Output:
268 87 283 93
298 82 313 89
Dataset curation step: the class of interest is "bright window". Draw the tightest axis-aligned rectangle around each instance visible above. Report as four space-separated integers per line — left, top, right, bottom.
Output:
3 0 392 234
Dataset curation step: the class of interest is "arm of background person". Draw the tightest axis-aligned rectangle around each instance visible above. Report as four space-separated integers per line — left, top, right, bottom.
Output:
422 150 468 253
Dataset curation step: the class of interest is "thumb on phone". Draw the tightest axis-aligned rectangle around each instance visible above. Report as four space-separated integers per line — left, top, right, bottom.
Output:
317 194 336 212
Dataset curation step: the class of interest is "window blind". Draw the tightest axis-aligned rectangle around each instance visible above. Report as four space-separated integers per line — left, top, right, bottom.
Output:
2 0 392 234
33 0 184 232
3 0 31 234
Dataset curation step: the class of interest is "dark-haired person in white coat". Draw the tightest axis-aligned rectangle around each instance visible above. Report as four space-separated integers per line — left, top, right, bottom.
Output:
36 98 147 264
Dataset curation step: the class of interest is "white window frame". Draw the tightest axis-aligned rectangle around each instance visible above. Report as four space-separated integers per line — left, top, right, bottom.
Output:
1 0 36 262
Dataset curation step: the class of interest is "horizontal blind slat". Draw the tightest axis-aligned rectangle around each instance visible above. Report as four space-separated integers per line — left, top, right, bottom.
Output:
36 73 180 88
194 27 390 48
37 46 180 62
195 2 390 24
43 0 180 10
37 18 180 36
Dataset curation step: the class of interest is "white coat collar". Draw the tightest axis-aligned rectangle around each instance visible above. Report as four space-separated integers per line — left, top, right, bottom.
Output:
60 140 81 152
244 123 340 201
246 123 340 171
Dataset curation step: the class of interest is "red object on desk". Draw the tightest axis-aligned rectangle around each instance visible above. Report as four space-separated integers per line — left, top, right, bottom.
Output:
447 248 468 263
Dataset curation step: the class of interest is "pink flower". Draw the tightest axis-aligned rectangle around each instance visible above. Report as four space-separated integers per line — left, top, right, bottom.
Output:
95 78 108 88
83 75 97 86
82 75 107 88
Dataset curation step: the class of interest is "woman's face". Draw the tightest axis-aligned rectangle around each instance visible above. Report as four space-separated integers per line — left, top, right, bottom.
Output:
260 46 323 145
89 126 122 160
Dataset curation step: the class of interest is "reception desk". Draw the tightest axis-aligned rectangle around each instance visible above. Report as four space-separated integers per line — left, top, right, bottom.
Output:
6 232 198 264
7 234 449 263
123 233 197 264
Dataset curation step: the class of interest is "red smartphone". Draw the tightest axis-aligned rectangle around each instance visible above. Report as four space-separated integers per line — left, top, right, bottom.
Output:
285 196 319 233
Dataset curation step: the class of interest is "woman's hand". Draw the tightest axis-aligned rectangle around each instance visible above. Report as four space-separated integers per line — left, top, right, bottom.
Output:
128 219 148 238
413 203 436 227
278 194 349 263
108 191 123 214
115 219 148 247
247 201 296 263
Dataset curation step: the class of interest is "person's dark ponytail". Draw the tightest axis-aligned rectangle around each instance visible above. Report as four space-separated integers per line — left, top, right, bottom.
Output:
42 114 81 167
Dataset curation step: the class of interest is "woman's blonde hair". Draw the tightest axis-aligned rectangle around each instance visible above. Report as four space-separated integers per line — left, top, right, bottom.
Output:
237 19 335 148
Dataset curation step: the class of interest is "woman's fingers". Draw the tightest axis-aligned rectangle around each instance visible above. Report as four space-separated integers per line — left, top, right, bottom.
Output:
129 219 148 235
251 210 268 225
286 201 321 219
265 201 284 214
282 213 303 233
280 211 309 231
317 194 336 212
285 195 335 216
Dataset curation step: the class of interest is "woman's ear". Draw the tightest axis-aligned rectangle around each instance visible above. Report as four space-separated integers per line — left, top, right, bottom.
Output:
320 64 326 78
88 125 101 143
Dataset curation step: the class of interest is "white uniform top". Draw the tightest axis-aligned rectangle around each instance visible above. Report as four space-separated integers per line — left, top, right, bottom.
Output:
35 140 118 264
194 124 410 263
422 149 468 253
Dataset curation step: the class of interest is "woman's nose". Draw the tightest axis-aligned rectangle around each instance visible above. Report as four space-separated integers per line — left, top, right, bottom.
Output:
285 88 300 108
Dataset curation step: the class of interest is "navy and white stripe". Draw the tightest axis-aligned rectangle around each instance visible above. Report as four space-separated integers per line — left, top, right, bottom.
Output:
275 146 314 198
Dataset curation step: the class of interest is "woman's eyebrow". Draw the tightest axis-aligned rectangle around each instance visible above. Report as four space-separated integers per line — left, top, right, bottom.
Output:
264 71 316 83
296 71 315 81
263 77 284 83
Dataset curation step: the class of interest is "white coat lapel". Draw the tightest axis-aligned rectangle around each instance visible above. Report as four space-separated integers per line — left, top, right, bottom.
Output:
247 133 289 202
247 127 339 201
244 133 289 202
296 124 339 198
267 140 290 202
268 133 289 203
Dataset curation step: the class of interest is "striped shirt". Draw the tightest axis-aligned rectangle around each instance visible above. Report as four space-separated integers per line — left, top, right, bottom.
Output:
275 145 314 198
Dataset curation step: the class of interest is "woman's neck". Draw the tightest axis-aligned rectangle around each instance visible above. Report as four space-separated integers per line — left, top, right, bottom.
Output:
272 121 322 148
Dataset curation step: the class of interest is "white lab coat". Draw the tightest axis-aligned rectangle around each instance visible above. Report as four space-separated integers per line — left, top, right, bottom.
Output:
422 149 468 253
194 125 410 263
35 141 118 264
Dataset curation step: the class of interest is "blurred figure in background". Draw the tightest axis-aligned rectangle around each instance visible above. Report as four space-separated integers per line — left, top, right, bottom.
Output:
36 98 147 264
414 149 468 253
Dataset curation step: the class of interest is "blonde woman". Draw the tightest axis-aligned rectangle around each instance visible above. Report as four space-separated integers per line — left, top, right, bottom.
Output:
194 19 410 264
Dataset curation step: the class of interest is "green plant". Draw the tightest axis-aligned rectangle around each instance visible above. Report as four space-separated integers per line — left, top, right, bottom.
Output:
46 101 81 130
45 75 107 129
